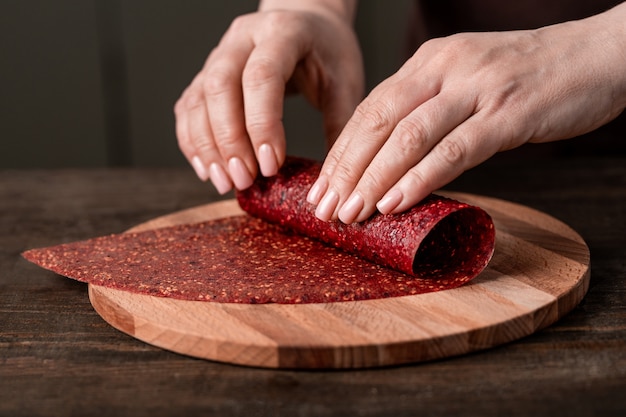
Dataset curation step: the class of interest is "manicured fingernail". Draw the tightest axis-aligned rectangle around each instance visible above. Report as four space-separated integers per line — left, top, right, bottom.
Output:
228 157 254 190
191 156 209 181
258 144 279 177
315 190 339 221
338 193 364 224
307 176 328 205
377 189 403 214
209 163 233 195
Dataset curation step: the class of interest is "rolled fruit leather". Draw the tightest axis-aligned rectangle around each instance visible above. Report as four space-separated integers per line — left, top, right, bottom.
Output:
237 156 496 282
21 156 496 304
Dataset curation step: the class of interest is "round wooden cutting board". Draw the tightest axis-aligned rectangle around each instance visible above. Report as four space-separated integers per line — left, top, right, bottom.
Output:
88 192 590 369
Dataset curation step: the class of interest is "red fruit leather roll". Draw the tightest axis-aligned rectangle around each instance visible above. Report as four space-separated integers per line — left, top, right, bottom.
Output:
22 156 496 304
237 156 495 280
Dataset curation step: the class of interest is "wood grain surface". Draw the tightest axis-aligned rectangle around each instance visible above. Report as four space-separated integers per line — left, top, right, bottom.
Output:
88 192 590 369
3 158 625 417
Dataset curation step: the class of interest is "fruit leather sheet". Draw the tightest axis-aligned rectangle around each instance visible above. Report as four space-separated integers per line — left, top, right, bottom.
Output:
22 157 495 304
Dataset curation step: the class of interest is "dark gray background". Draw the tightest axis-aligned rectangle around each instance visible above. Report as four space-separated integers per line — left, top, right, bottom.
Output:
4 0 624 171
1 0 413 169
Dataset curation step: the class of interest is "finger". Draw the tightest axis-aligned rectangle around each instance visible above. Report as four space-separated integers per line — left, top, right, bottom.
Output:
381 113 503 215
184 83 234 194
314 55 437 183
242 38 303 178
316 77 402 184
338 90 474 223
203 41 257 190
174 88 196 173
310 75 441 221
309 96 396 221
174 76 233 194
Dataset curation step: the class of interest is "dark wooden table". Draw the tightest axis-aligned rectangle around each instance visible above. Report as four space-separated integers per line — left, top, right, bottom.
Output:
1 156 625 417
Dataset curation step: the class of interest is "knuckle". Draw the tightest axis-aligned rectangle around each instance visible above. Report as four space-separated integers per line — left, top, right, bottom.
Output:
354 102 393 135
437 138 466 166
245 117 278 138
242 59 278 89
213 127 244 149
393 118 430 153
420 36 446 51
318 153 340 178
361 165 389 193
262 10 308 37
181 88 205 110
332 161 359 187
228 14 251 32
191 134 212 149
417 34 476 70
193 135 218 155
231 11 302 42
444 34 475 53
212 124 241 145
262 10 293 29
203 68 235 97
404 168 428 191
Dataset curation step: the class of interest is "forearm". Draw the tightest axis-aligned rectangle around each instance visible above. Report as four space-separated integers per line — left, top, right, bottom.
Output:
524 1 626 132
259 0 358 23
587 2 626 111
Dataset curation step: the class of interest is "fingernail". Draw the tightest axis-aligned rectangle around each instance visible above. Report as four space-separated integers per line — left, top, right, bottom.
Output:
377 189 403 214
228 157 254 190
209 163 233 195
307 176 328 205
258 144 279 177
315 190 339 221
191 156 209 181
338 193 364 224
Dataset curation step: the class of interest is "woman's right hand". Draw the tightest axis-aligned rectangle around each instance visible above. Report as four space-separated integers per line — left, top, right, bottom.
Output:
174 3 364 194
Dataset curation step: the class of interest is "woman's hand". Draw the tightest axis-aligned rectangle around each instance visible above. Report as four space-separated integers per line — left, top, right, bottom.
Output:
175 3 363 193
307 4 626 223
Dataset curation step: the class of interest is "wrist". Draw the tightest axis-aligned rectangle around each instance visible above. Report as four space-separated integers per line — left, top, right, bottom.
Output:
592 2 626 111
258 0 357 24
